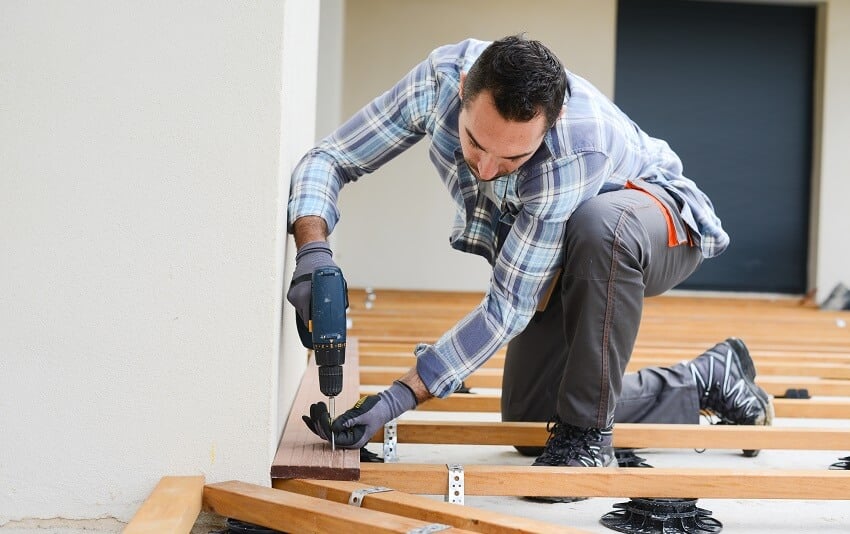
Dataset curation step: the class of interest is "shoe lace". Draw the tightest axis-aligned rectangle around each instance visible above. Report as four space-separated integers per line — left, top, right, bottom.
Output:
541 419 605 465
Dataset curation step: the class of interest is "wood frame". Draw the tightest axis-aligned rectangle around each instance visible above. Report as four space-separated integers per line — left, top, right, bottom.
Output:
255 289 850 531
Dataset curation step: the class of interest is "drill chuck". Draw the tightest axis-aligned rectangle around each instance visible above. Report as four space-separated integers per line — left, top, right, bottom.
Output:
317 361 344 397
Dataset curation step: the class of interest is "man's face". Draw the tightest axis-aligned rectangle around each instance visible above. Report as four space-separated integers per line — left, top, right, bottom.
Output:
458 86 548 182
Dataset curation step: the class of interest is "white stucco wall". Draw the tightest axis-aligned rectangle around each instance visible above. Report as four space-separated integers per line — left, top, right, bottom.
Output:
0 0 318 527
277 0 321 439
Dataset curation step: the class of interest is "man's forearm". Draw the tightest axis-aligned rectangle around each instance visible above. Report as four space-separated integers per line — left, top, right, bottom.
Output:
293 216 329 248
399 367 434 404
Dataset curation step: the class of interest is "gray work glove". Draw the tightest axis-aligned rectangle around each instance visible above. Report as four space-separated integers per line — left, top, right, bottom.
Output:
302 381 418 449
286 240 338 324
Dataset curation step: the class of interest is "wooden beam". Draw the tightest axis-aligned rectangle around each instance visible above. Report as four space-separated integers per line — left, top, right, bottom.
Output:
369 421 850 450
362 364 850 388
274 479 590 534
124 476 204 534
203 481 478 534
409 392 850 419
359 464 850 499
271 339 361 480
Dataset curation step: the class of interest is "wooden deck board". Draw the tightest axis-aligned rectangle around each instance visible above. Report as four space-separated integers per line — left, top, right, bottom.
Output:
270 339 361 480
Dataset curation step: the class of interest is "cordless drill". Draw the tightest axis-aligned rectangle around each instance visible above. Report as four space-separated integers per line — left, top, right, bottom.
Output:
295 266 348 450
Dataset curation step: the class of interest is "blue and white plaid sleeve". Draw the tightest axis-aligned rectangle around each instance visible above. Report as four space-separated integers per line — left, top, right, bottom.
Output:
287 59 435 233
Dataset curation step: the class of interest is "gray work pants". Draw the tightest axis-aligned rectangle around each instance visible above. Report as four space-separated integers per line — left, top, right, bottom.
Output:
501 186 704 430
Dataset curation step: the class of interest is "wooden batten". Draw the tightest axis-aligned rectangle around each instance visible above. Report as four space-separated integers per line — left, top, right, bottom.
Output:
124 476 204 534
369 421 850 450
274 478 590 534
204 481 479 534
359 464 850 499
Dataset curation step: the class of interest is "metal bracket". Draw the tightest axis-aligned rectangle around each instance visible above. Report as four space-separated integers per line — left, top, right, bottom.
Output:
348 486 392 507
383 419 398 462
407 524 451 534
446 464 464 505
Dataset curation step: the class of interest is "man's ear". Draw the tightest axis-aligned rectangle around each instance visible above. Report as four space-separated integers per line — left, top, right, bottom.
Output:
459 72 466 100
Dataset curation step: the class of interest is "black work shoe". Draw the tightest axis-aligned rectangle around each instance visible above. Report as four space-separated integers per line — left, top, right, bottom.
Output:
527 418 616 503
690 338 774 427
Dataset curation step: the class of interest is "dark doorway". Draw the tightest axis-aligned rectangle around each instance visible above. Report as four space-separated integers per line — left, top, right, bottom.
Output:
615 0 815 293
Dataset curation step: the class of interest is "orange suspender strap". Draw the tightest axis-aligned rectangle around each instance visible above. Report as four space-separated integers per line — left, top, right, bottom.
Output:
624 180 693 247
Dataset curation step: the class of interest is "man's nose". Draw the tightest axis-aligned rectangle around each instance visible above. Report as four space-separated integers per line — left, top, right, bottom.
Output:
477 154 498 180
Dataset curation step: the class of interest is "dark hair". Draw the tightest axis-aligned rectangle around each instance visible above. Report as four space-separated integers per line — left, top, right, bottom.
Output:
462 34 567 127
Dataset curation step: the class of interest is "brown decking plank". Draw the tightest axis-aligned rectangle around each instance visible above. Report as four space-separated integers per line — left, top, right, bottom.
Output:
270 339 360 480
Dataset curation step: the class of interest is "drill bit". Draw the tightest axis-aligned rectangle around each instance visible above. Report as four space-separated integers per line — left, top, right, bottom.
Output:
328 396 336 451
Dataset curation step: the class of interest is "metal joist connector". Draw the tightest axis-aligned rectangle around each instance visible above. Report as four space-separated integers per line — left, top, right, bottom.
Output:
446 463 464 505
383 419 398 462
348 486 392 507
407 524 451 534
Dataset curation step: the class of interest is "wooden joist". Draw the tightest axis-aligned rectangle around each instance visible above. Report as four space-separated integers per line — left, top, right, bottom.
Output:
124 476 204 534
204 481 479 534
274 478 590 534
370 421 850 450
405 392 850 419
361 361 850 385
270 339 361 481
359 464 850 499
362 364 850 397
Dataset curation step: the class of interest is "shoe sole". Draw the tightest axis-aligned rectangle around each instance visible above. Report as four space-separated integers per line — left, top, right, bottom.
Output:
726 337 756 381
725 338 774 456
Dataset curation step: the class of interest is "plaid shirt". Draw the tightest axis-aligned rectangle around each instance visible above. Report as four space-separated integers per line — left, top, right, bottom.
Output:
288 39 728 398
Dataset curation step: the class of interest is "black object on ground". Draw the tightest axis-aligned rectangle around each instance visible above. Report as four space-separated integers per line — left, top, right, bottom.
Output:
615 448 653 468
224 518 284 534
829 455 850 470
360 446 384 463
600 497 722 533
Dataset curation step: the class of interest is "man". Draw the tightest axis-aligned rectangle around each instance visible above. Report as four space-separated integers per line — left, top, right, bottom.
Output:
292 35 773 471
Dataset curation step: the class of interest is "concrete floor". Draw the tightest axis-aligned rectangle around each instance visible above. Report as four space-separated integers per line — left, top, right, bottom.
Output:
364 407 850 534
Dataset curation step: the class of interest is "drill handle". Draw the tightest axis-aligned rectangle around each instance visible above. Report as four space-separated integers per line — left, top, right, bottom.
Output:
295 313 313 349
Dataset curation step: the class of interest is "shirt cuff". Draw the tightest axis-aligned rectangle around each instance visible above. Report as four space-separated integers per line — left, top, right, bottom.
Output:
414 344 461 398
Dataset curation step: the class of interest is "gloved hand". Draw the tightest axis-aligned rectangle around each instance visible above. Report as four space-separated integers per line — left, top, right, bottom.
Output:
286 240 337 324
302 381 418 449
